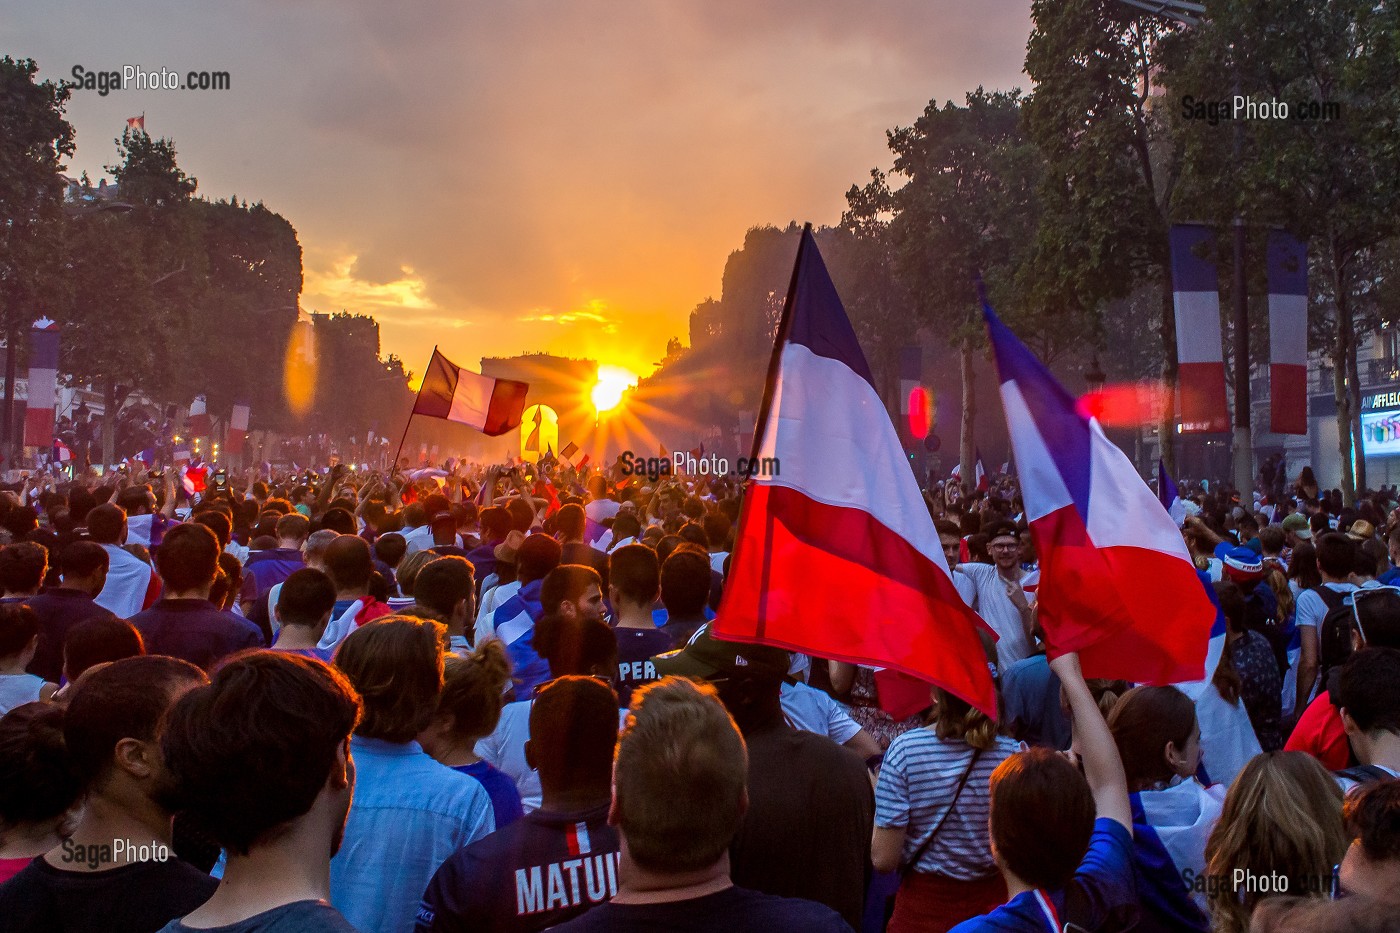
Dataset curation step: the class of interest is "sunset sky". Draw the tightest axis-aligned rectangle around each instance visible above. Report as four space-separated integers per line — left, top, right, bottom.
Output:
8 0 1031 382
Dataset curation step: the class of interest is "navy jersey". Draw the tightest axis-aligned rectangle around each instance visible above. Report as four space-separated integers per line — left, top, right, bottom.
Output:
613 626 675 708
416 803 620 933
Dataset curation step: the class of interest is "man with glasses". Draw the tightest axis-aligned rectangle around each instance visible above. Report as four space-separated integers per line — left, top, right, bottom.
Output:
1287 587 1400 770
956 520 1035 671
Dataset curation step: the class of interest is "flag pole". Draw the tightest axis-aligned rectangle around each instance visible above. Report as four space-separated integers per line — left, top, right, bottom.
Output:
745 224 809 466
719 223 811 638
393 346 437 472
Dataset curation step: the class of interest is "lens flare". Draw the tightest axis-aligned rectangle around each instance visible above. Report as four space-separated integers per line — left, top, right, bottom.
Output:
591 364 638 414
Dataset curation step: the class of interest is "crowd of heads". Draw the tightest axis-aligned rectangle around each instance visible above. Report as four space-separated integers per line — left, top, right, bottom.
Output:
2 461 1400 933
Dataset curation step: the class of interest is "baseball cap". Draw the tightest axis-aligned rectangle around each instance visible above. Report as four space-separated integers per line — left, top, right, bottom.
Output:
1282 513 1313 540
984 520 1019 544
1217 543 1265 584
651 624 792 683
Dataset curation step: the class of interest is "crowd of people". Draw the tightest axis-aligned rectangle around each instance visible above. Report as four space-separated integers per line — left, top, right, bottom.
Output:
0 457 1399 932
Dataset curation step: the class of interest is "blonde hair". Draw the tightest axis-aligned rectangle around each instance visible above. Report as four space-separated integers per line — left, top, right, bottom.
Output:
395 550 437 597
1265 566 1295 623
1203 752 1347 933
933 688 998 751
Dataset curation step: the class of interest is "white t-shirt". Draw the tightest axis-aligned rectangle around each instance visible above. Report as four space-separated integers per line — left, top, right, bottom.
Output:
400 524 434 556
710 551 729 575
476 699 628 813
584 500 621 523
956 563 1033 671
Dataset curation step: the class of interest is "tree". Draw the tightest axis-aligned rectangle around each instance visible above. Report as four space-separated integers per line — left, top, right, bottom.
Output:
850 88 1054 483
0 57 74 459
62 129 202 467
1160 0 1400 502
186 197 302 430
1024 0 1184 470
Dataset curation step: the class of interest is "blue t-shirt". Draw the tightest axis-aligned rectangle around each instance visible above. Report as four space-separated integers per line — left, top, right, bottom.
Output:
454 760 524 830
949 818 1136 933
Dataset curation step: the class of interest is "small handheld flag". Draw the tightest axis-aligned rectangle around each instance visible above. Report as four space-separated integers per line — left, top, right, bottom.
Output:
413 349 529 436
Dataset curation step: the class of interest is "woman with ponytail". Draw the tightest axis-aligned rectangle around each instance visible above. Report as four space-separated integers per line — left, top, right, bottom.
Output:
418 638 523 829
1107 685 1224 933
871 687 1019 933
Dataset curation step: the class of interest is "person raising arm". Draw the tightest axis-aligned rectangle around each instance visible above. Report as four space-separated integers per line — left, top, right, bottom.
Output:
950 651 1135 933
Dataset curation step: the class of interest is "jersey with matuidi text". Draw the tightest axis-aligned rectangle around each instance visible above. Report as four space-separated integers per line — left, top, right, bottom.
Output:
416 803 620 933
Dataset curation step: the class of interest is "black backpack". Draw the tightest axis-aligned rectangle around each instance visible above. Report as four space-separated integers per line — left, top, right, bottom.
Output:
1316 587 1354 688
1243 581 1291 677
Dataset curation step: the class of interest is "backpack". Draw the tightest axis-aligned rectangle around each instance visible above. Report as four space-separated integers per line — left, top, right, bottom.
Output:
1243 581 1290 677
1316 587 1354 688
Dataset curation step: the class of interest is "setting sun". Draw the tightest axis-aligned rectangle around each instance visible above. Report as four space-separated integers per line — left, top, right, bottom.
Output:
591 364 638 414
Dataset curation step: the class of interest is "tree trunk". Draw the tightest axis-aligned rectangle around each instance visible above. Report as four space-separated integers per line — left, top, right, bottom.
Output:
1159 269 1178 476
1332 247 1357 505
1348 337 1366 494
101 379 118 472
1 323 17 466
959 339 976 491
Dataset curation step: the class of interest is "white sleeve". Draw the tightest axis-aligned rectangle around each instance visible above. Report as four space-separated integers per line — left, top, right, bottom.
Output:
317 599 364 651
825 697 862 745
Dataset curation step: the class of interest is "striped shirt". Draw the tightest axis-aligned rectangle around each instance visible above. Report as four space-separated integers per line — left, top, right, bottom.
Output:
875 729 1019 880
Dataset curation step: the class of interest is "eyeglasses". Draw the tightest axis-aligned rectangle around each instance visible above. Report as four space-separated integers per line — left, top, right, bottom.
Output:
1348 586 1400 646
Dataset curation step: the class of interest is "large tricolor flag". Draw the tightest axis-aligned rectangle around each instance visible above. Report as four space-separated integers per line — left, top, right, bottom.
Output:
1267 231 1308 435
226 403 250 456
186 395 212 438
414 348 529 436
714 226 997 716
984 300 1215 684
24 318 60 449
1169 224 1230 433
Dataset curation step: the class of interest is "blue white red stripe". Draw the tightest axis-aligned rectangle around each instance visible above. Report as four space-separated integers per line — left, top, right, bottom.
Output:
1032 890 1059 932
1267 231 1308 435
566 822 591 856
1130 780 1227 932
1170 224 1229 433
714 227 996 716
984 300 1215 685
24 319 60 449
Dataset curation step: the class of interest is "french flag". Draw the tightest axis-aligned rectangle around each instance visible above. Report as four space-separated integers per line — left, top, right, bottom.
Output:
714 226 997 716
983 299 1214 685
1130 778 1226 932
1169 224 1230 433
414 347 529 436
1177 570 1261 787
1267 231 1308 435
1158 459 1186 527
